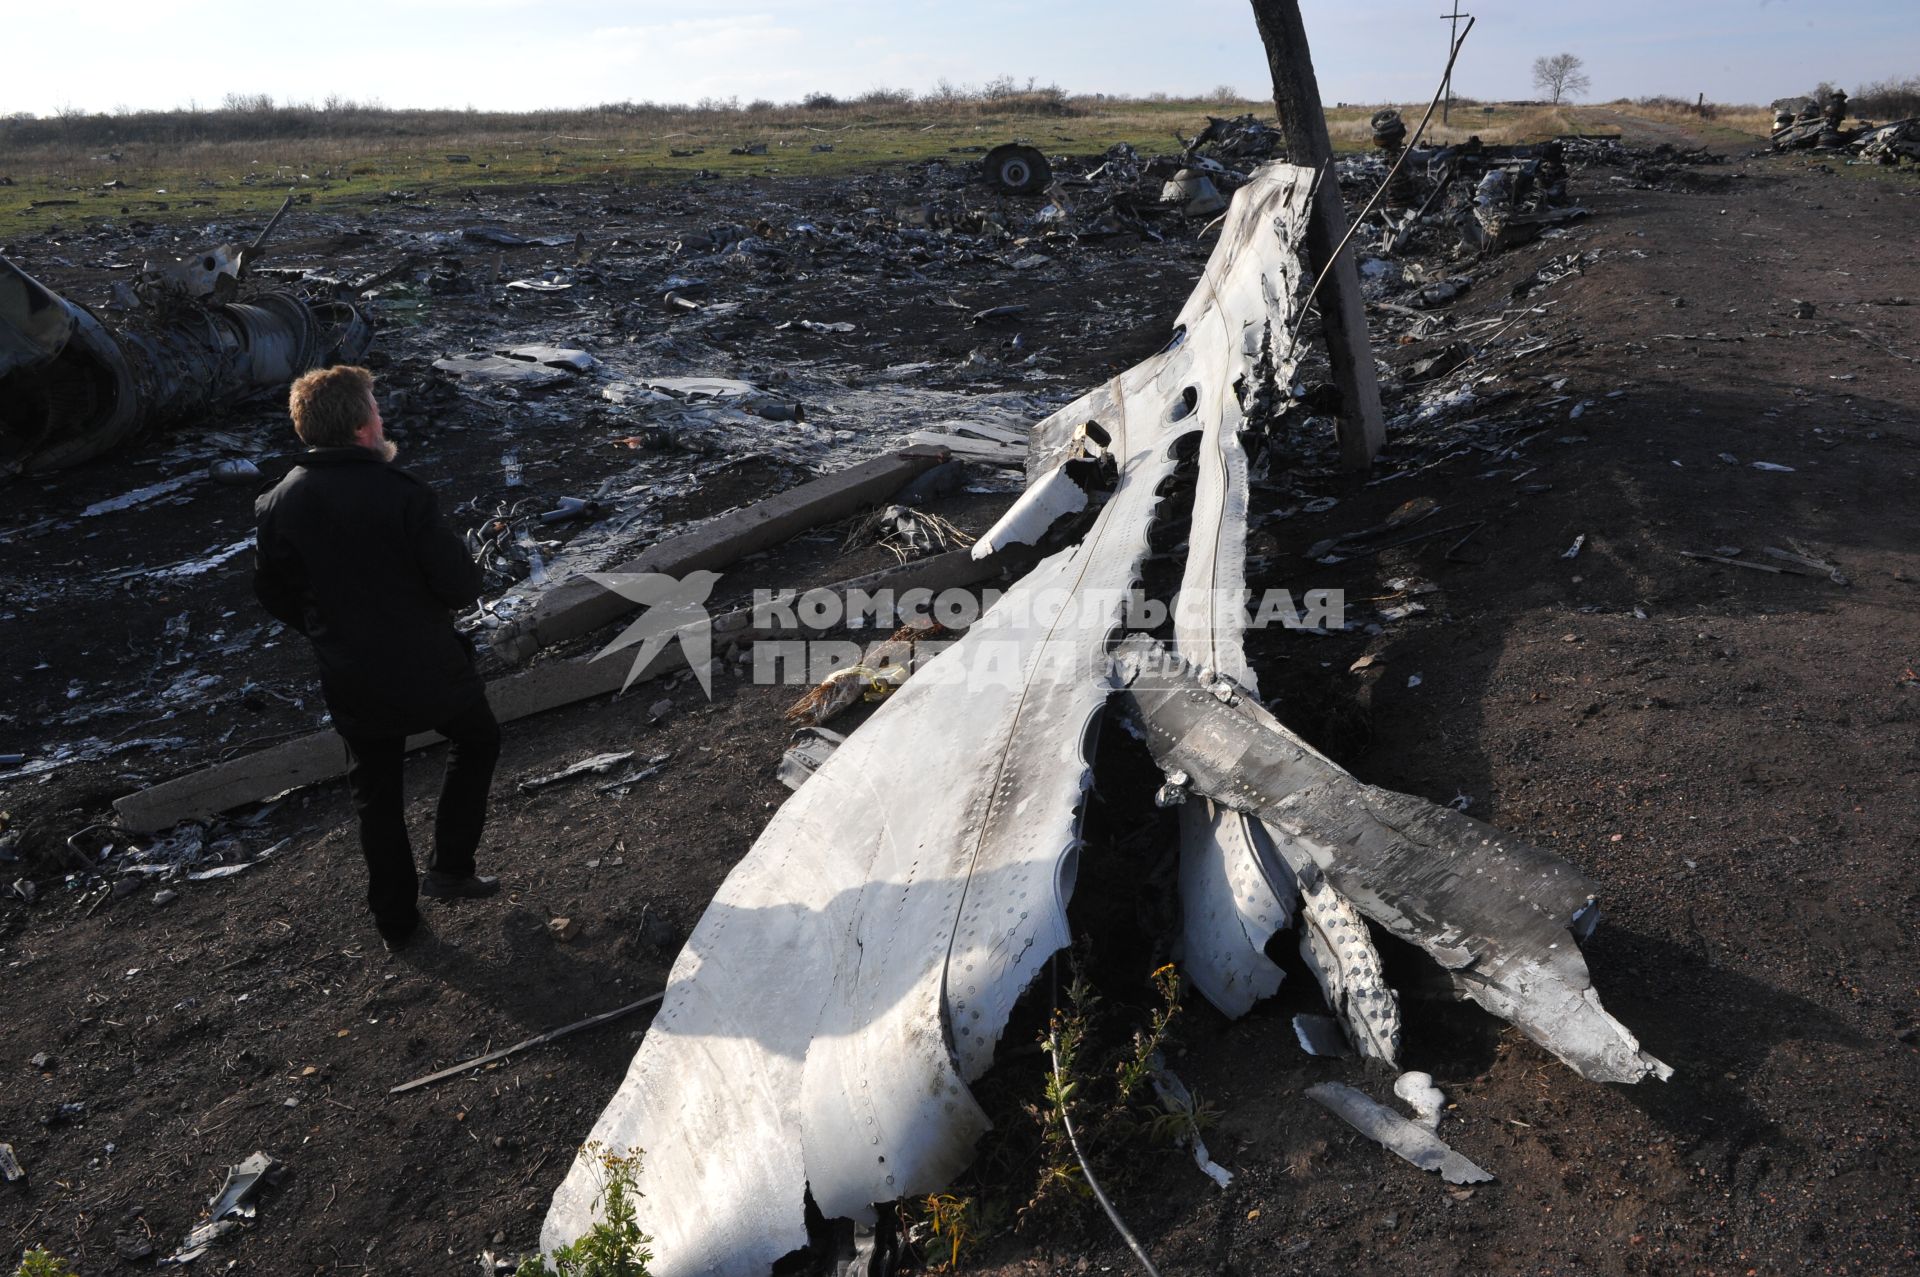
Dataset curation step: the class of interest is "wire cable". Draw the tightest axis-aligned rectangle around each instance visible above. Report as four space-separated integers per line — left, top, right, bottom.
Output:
1286 15 1478 350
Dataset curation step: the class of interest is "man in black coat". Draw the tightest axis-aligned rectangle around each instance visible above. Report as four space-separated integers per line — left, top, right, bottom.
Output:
254 365 500 949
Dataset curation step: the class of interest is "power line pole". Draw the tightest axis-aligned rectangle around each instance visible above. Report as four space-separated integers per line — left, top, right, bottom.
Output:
1248 0 1385 469
1439 1 1470 124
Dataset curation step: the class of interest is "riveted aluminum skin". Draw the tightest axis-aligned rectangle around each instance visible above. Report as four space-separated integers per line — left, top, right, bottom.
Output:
543 165 1327 1275
1113 635 1671 1086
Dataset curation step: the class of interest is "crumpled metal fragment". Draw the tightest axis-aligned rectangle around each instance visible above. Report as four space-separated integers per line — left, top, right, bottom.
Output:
1112 636 1670 1086
544 164 1325 1276
0 253 369 475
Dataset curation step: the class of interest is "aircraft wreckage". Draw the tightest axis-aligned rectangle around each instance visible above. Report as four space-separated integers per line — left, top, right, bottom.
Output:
542 161 1667 1274
0 203 370 476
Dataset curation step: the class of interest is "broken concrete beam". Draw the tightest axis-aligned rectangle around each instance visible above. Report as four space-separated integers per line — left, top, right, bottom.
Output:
931 420 1027 447
904 431 1027 466
111 547 1010 833
113 648 636 833
490 446 949 664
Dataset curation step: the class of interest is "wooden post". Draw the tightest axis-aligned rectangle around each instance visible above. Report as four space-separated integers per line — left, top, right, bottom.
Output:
1249 0 1386 471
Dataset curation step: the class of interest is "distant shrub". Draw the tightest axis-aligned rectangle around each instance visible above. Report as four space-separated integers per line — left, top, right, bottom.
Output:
1853 75 1920 119
0 76 1096 153
1635 93 1718 119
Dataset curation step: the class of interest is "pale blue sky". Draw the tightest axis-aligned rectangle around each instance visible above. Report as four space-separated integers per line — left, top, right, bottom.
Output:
4 0 1911 117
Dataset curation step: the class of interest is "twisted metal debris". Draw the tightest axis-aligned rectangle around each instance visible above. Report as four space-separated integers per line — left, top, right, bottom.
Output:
0 251 369 476
543 158 1664 1273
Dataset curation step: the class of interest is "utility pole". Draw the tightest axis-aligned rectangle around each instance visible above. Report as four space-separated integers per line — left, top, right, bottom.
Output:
1248 0 1385 470
1440 0 1470 124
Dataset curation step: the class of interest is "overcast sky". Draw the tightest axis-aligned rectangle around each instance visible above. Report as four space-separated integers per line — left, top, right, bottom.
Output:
4 0 1910 117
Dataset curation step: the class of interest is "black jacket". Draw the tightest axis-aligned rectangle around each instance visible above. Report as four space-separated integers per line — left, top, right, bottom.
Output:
254 447 485 737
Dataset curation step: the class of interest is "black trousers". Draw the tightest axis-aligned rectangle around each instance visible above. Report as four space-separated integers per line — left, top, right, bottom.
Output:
340 697 501 938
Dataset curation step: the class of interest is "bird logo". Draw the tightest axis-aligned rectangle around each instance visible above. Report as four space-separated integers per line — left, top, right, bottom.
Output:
586 570 722 696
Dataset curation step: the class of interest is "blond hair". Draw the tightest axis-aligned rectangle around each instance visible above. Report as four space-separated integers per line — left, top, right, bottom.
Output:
289 365 375 447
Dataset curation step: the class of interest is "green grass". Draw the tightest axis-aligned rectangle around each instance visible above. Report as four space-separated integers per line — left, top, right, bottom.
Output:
0 99 1781 241
15 1250 79 1277
0 98 1237 238
1768 150 1920 187
1326 101 1606 148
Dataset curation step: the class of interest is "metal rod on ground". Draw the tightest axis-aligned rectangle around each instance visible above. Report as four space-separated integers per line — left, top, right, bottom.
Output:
1248 0 1386 472
244 190 298 268
389 992 664 1095
63 822 112 872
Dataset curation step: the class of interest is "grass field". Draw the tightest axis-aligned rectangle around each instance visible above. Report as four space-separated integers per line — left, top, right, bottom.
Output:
0 96 1775 240
0 97 1224 239
1327 101 1591 147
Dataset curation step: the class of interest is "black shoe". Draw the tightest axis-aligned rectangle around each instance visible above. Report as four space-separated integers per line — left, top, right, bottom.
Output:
379 917 422 952
421 872 500 900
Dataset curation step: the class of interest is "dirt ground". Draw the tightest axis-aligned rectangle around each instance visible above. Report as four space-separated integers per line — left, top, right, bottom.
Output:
3 119 1918 1276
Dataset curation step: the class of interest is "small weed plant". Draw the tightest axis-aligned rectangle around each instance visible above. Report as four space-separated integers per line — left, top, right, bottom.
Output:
1021 958 1196 1227
514 1146 652 1277
16 1252 79 1277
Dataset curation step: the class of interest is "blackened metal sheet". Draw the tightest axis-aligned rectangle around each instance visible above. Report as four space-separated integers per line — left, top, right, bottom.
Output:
1114 636 1670 1085
0 253 370 475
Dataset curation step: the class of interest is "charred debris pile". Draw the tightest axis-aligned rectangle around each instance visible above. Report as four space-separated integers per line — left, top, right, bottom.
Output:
2 113 1662 488
1 116 1676 886
1767 89 1920 164
0 111 1711 1274
0 197 370 477
1251 117 1720 480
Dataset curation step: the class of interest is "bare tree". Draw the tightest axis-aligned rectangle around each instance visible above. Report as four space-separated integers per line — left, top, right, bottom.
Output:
1533 53 1591 105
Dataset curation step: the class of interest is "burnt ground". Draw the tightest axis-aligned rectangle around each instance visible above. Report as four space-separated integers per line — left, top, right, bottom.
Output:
3 124 1919 1275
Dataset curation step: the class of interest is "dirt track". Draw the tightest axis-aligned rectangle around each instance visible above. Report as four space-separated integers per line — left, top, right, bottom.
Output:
3 123 1918 1275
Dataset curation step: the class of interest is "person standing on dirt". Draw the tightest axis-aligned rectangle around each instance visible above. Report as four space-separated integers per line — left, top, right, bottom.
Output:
253 365 502 951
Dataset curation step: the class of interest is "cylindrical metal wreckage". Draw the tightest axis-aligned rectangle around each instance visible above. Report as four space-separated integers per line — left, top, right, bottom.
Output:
0 254 371 475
